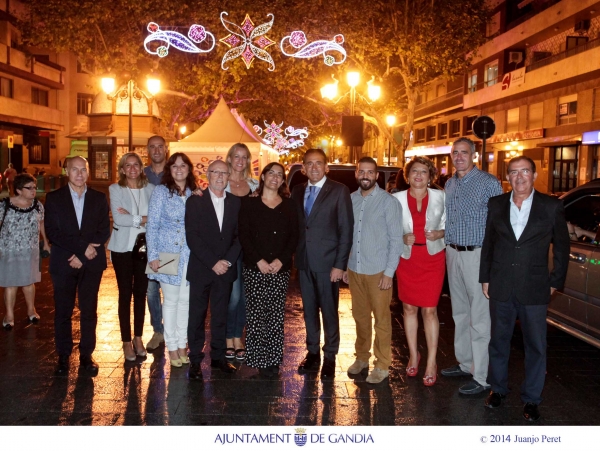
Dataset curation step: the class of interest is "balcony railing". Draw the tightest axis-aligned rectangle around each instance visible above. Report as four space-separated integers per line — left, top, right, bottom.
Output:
415 87 463 110
526 37 600 73
466 76 502 94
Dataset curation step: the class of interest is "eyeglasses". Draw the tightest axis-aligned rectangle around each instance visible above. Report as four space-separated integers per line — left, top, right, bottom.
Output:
208 170 229 177
21 186 36 191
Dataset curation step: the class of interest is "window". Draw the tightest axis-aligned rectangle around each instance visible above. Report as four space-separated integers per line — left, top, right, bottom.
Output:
464 115 477 135
528 102 543 129
450 119 461 137
28 135 50 165
484 60 499 87
415 128 425 143
566 36 589 51
77 93 94 115
558 94 577 125
31 87 49 106
0 77 13 98
486 11 501 37
565 194 600 245
436 84 446 98
506 108 520 132
438 122 448 139
467 69 477 93
552 146 578 194
427 125 436 141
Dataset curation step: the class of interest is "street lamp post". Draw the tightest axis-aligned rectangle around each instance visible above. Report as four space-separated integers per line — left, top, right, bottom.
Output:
386 115 396 166
321 72 381 163
101 75 161 152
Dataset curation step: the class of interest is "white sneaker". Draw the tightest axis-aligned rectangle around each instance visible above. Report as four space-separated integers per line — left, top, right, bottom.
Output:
366 367 389 384
347 359 369 374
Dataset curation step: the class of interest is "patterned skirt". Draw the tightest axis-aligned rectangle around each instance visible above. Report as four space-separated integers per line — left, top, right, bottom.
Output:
243 266 291 369
0 247 40 287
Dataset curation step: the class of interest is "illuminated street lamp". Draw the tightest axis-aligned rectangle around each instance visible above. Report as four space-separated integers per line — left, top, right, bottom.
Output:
101 75 161 152
386 115 396 166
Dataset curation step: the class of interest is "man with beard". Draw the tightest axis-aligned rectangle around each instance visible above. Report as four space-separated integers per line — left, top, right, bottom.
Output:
342 157 403 384
143 135 167 351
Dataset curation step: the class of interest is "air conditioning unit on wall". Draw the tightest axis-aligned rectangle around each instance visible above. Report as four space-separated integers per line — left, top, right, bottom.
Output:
574 20 590 33
509 51 523 64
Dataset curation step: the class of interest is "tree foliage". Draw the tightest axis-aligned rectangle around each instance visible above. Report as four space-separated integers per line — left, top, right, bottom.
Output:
19 0 490 160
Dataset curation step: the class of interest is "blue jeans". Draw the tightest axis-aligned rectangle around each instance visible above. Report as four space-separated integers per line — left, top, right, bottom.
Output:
226 258 246 339
147 279 164 334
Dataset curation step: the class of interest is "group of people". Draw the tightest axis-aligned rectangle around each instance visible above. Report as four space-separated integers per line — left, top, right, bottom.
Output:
0 135 569 423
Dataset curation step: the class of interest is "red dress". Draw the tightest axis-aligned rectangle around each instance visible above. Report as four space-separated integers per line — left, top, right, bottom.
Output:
396 193 446 308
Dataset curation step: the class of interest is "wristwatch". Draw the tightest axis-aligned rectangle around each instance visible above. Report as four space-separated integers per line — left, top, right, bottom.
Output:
224 260 232 267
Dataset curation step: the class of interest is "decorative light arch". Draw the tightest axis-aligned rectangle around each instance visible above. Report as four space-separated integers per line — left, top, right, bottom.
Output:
280 31 346 66
144 22 215 58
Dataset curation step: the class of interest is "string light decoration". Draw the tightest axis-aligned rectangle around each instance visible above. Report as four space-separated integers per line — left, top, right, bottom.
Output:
219 12 276 71
254 121 309 154
144 22 216 57
280 31 346 66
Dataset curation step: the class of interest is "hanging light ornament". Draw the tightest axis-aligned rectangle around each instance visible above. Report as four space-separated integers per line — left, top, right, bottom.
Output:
280 31 346 66
144 22 215 57
254 121 309 154
219 12 276 71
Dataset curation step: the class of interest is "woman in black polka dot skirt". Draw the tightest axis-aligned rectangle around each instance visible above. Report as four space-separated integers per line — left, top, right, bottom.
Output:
238 162 299 377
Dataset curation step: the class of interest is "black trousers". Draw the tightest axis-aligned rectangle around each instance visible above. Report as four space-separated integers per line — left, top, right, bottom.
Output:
187 277 232 364
111 251 148 342
298 269 340 360
489 295 548 404
51 268 103 358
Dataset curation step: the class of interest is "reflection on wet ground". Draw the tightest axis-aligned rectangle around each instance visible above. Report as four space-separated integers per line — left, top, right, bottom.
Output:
1 259 599 426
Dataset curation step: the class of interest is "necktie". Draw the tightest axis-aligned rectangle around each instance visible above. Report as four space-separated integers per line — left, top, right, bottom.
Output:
305 186 317 217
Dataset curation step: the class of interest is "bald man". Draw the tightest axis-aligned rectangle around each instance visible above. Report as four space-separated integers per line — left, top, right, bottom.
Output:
44 156 110 376
185 160 242 378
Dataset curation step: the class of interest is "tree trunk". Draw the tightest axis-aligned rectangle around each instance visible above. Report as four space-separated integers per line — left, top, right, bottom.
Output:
399 89 418 168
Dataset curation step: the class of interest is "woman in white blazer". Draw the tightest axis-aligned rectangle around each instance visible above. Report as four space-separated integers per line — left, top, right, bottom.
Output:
108 152 155 362
393 156 446 387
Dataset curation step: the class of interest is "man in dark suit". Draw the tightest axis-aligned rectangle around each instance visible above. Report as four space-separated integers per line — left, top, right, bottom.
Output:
480 156 569 422
44 156 110 376
291 148 354 378
185 160 241 379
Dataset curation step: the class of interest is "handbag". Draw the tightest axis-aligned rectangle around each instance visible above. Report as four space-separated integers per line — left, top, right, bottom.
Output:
145 252 180 276
132 232 147 261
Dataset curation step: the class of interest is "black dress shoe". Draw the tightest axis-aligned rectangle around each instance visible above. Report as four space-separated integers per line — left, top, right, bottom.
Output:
485 391 506 409
211 358 236 373
320 357 336 379
189 363 203 380
79 356 99 376
298 352 321 372
523 402 540 422
55 355 69 376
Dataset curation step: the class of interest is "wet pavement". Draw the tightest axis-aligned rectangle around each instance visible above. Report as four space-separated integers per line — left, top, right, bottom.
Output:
1 257 600 426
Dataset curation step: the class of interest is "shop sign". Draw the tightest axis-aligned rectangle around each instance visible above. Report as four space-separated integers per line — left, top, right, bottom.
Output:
582 130 600 145
501 67 525 91
487 128 544 144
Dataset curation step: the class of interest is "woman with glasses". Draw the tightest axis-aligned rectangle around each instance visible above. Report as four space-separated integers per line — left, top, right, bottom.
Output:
146 152 196 367
107 152 154 361
223 143 258 361
238 162 299 376
0 173 50 330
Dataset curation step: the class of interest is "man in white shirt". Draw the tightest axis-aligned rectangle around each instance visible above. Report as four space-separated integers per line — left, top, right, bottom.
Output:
185 160 242 379
479 156 569 422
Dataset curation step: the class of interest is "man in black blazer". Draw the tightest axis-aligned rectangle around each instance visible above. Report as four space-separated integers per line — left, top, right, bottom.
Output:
185 160 241 379
291 148 354 378
44 156 110 376
479 156 569 422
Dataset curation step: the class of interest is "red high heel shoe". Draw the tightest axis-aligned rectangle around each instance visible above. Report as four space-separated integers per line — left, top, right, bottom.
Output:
423 369 437 387
406 353 421 377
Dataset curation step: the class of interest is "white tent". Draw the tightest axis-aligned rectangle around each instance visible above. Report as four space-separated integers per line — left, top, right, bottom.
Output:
170 97 278 185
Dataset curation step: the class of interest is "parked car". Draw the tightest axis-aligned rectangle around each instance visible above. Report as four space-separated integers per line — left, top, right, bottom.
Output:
549 178 600 348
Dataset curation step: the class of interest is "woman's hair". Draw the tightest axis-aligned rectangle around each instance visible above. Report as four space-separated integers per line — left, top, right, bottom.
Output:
256 162 289 198
404 156 437 183
13 173 36 195
225 143 252 180
161 152 197 196
117 152 148 188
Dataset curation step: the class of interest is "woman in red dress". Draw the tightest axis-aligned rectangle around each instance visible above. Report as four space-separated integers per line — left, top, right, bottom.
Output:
393 156 446 386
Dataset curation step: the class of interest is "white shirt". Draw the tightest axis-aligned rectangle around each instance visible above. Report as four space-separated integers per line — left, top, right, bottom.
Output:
209 188 226 232
510 189 534 240
68 183 87 229
304 175 327 208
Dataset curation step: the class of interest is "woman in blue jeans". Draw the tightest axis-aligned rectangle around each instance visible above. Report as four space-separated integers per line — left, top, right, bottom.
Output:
223 143 258 360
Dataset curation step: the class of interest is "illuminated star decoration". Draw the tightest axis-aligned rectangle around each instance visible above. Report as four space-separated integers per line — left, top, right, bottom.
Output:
219 12 276 71
144 22 215 58
254 121 309 154
280 31 346 66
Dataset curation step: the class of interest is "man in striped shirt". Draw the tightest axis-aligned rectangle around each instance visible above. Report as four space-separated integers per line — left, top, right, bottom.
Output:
343 157 403 384
442 137 503 395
